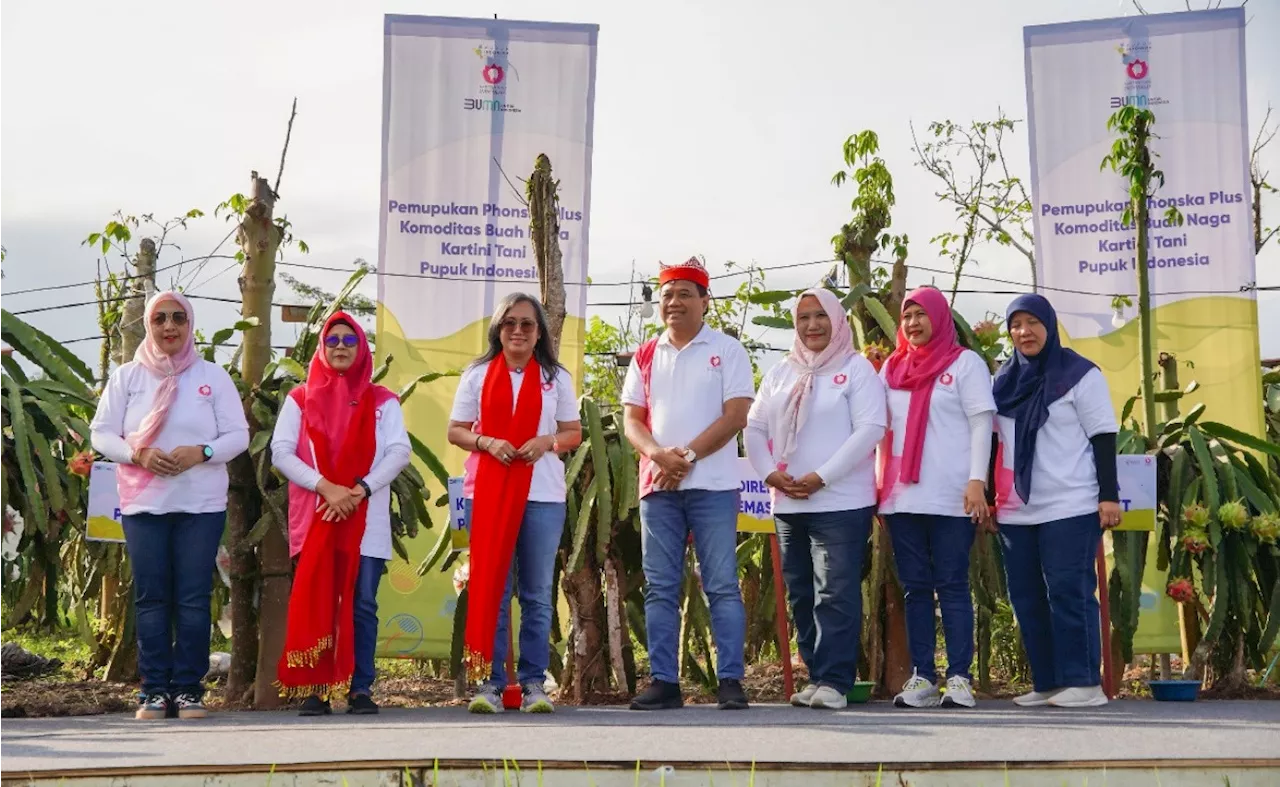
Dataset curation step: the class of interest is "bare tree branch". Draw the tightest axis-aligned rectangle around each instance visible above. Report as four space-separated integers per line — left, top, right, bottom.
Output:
273 97 298 197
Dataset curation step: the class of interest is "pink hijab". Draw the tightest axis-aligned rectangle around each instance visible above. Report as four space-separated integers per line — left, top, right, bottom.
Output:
768 289 854 467
115 291 199 507
882 286 963 484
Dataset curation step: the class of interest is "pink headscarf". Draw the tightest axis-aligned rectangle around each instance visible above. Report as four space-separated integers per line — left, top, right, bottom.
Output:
769 288 854 467
115 291 199 507
882 286 964 484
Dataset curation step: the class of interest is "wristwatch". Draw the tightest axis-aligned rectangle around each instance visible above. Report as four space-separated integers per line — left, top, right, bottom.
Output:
551 436 561 453
201 445 214 462
356 478 373 498
683 448 697 463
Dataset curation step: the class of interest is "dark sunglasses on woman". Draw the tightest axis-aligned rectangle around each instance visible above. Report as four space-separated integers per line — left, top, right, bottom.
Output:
324 334 360 348
151 311 188 326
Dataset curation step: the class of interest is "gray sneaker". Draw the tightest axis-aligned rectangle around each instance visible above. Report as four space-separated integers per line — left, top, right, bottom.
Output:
468 684 502 714
521 683 555 714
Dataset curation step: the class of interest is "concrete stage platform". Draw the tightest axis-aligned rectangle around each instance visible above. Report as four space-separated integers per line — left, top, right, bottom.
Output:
3 700 1278 786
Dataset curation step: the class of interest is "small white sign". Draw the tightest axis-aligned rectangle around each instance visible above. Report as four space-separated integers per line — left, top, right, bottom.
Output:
86 461 125 542
447 476 469 550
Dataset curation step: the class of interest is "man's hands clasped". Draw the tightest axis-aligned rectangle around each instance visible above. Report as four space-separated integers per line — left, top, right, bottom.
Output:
651 447 694 491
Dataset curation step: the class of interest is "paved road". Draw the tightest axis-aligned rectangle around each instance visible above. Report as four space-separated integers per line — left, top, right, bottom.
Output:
3 700 1279 775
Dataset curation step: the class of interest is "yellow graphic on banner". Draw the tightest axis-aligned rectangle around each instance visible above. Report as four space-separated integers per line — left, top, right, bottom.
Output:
87 515 124 542
372 306 585 659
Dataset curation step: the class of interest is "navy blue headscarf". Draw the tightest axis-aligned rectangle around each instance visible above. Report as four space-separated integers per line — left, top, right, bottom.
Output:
992 294 1097 503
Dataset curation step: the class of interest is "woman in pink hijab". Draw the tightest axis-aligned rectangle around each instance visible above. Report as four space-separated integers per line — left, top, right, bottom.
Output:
879 286 996 710
746 288 886 710
91 291 249 721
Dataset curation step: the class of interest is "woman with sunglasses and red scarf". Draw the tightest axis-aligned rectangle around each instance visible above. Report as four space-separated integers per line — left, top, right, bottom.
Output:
271 313 410 715
91 292 249 720
447 293 582 714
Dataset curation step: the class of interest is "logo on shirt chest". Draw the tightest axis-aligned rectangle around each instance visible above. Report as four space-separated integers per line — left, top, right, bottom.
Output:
833 373 848 386
542 381 554 392
708 355 722 372
938 373 954 387
197 384 212 397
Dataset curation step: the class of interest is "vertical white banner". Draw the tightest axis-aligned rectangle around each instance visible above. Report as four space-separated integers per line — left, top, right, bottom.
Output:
374 15 598 659
1023 8 1262 440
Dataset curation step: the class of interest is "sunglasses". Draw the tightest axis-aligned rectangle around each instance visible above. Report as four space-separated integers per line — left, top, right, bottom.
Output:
324 334 360 348
151 311 188 326
500 318 538 333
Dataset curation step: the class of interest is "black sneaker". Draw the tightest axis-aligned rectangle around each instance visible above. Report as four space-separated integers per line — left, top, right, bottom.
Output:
135 692 170 720
717 678 749 710
298 695 332 717
346 692 379 715
629 680 684 711
173 692 208 719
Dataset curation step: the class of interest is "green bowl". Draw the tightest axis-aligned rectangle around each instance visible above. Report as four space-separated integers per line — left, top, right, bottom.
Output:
845 681 875 703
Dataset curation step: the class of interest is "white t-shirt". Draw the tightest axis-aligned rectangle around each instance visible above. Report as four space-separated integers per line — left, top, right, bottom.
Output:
90 360 250 516
995 368 1118 525
270 396 412 560
746 354 886 514
450 364 579 503
621 325 755 495
879 350 996 518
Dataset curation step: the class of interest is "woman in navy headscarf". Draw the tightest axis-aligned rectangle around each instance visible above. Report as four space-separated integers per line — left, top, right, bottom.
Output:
992 294 1122 709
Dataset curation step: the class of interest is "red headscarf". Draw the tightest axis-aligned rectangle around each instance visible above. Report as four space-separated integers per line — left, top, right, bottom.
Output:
277 312 396 699
882 287 964 485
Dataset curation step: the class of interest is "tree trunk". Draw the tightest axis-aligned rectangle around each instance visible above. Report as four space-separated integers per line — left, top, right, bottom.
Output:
887 255 909 320
528 154 566 353
1133 118 1158 443
604 552 628 692
880 532 912 692
561 558 608 701
235 172 289 709
225 453 259 704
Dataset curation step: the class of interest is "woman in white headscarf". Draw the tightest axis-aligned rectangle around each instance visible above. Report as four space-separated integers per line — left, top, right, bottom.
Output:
746 289 886 710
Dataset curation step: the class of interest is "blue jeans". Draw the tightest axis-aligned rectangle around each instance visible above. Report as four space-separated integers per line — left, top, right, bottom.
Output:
887 513 977 682
775 507 872 693
640 489 745 684
487 501 566 687
999 513 1103 692
351 555 385 696
120 510 226 698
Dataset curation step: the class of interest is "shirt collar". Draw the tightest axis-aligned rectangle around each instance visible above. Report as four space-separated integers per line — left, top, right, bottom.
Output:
657 324 711 347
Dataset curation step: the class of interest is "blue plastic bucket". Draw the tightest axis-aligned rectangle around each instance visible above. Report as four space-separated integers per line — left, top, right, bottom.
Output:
1148 680 1201 701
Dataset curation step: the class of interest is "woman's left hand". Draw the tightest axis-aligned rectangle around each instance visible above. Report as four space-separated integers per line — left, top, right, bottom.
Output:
169 445 206 473
963 480 990 524
516 435 554 464
787 472 825 498
1099 501 1123 529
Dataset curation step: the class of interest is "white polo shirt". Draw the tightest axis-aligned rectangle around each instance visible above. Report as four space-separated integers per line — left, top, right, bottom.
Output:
879 350 996 518
449 364 580 503
746 354 886 514
995 368 1117 525
622 325 755 495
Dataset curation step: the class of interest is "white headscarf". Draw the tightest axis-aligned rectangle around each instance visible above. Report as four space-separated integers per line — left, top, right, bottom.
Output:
769 288 854 465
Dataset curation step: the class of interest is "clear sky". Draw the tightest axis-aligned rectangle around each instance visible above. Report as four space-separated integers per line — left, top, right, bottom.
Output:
3 0 1278 367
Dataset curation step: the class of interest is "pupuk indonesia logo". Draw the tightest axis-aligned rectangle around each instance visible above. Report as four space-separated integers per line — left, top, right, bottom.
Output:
1109 41 1167 109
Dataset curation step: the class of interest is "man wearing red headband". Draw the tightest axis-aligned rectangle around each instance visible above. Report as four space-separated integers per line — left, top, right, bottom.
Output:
622 257 755 711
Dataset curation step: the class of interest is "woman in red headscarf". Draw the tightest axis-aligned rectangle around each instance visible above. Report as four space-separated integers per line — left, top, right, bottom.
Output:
272 313 409 716
879 286 996 710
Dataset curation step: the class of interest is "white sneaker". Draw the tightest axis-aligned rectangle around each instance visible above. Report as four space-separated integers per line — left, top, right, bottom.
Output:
1046 686 1108 708
893 670 941 708
790 683 819 707
1013 689 1062 706
808 685 847 710
942 676 976 708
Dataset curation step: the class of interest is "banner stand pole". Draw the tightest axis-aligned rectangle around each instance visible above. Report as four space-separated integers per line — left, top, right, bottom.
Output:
1096 542 1116 699
769 534 794 700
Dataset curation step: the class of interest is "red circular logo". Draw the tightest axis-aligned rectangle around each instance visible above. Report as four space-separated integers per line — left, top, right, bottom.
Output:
833 373 848 385
483 63 505 84
709 356 722 368
939 373 954 386
542 382 553 392
1126 59 1148 80
198 384 212 396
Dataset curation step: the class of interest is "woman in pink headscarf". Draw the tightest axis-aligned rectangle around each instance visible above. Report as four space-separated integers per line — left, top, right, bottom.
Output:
879 286 996 710
91 291 249 721
745 288 886 710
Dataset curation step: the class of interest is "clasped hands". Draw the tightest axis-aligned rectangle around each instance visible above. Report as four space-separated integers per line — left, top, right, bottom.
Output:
316 478 368 522
480 434 555 466
765 469 825 500
133 445 206 476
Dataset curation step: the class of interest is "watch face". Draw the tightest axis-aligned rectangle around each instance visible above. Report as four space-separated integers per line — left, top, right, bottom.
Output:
202 446 214 458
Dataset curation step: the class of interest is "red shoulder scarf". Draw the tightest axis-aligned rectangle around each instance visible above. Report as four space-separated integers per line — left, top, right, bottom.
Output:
277 313 394 699
464 354 543 681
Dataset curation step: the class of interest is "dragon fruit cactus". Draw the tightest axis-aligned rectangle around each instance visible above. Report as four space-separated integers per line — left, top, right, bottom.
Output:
1166 577 1196 604
862 341 891 373
973 319 1001 346
1216 500 1251 532
1251 513 1280 545
1182 528 1210 555
1182 502 1211 530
